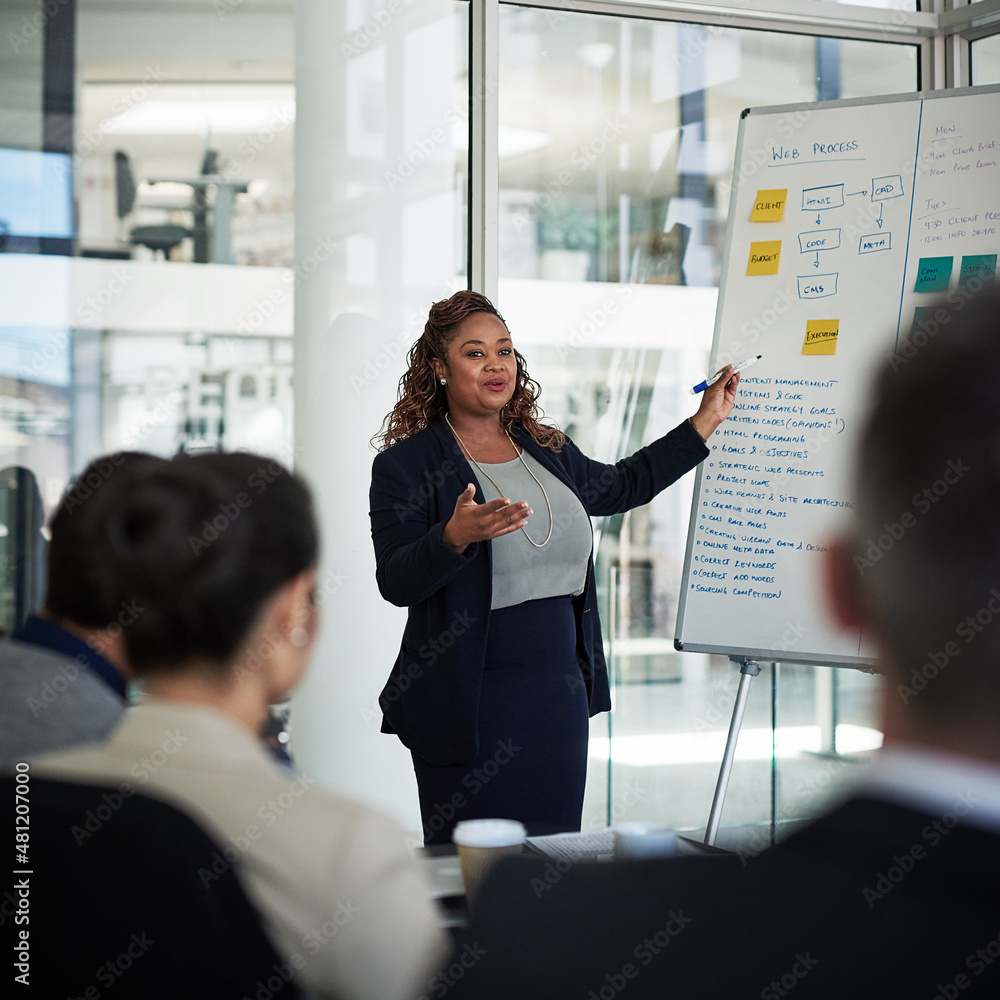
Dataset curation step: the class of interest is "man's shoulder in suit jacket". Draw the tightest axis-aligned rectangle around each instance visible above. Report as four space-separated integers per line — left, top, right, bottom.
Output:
448 796 1000 999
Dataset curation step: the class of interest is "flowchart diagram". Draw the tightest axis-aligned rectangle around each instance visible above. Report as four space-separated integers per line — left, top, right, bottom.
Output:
743 172 908 355
738 105 1000 352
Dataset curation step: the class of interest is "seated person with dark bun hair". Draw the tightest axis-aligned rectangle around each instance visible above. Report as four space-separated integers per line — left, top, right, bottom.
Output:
34 452 447 1000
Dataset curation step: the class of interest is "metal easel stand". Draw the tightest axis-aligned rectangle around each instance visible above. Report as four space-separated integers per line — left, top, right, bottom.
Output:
704 656 760 846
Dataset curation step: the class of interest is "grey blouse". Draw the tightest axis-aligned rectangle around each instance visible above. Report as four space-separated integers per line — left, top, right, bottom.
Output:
471 449 593 610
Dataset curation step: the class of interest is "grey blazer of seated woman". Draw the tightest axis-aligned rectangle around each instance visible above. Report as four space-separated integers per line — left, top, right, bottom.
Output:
369 411 708 766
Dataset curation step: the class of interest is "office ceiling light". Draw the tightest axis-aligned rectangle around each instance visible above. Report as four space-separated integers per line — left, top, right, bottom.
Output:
577 43 616 70
105 100 296 135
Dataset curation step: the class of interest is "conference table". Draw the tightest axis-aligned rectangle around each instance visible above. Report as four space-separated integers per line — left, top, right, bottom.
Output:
422 827 732 928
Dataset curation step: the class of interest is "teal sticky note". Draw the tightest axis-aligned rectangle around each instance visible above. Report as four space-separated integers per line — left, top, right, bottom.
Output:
914 257 953 293
911 307 933 335
959 254 997 288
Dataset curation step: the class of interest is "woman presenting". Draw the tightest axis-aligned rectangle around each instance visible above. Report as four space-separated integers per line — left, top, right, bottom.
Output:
370 291 737 845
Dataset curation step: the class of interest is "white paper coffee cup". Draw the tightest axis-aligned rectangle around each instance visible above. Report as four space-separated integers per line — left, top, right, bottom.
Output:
452 819 526 905
613 821 678 860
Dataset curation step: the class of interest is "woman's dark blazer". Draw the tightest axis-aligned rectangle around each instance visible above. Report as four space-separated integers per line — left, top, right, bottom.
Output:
369 413 708 766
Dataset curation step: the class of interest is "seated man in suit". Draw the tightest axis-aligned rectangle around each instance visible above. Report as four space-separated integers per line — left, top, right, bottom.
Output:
0 452 159 769
447 288 1000 999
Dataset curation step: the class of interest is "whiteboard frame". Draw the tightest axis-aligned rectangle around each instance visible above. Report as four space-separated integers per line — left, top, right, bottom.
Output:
673 83 1000 670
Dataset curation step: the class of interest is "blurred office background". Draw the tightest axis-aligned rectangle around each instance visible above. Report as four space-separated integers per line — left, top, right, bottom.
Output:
1 0 997 849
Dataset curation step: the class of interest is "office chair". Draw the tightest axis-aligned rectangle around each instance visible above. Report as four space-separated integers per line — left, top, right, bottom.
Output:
3 775 304 999
114 150 193 259
0 466 47 635
145 146 248 264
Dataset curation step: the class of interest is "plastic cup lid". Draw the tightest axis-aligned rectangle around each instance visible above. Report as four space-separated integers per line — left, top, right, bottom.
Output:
452 818 527 847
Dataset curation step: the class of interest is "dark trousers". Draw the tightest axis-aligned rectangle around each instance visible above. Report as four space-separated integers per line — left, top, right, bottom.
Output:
412 595 590 846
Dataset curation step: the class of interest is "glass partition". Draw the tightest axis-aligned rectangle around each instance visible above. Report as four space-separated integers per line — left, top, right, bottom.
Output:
0 0 301 634
1 0 472 640
497 4 917 842
972 33 1000 85
0 0 959 841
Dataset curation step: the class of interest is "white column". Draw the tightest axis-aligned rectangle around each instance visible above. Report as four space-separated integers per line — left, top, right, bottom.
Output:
290 0 465 831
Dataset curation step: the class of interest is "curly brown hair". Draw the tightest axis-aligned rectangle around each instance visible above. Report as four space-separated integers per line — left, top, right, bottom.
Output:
373 290 565 452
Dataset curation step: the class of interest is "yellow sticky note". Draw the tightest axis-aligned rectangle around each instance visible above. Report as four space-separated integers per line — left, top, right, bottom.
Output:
747 241 782 275
750 189 788 222
803 319 839 355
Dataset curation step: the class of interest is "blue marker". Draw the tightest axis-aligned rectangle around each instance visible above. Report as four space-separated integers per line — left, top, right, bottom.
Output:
690 355 761 395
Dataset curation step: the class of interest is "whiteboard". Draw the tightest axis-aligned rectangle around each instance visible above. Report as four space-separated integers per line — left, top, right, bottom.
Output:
674 84 1000 668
